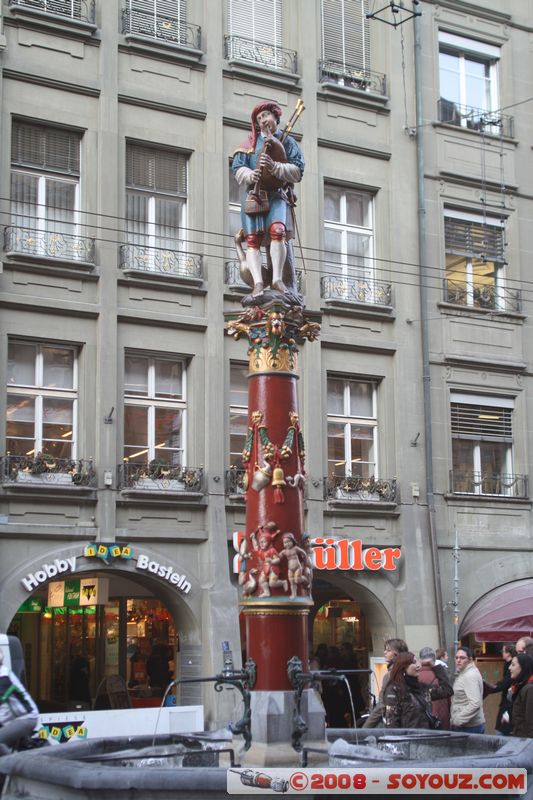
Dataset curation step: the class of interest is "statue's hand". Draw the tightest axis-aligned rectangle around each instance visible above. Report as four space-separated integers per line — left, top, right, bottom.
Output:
259 153 274 173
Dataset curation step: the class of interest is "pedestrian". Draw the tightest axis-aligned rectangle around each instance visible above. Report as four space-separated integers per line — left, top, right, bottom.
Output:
315 643 328 669
450 646 485 733
231 100 304 300
339 641 365 726
146 642 172 696
515 637 533 658
418 647 453 729
509 653 533 737
383 651 451 728
435 647 449 668
484 644 515 735
363 637 409 727
0 649 39 749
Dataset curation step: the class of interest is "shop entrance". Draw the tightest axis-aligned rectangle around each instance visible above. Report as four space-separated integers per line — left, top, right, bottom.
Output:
8 574 177 712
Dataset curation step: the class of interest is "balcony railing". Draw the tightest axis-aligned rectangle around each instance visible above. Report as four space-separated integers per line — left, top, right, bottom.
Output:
319 60 386 96
118 461 204 493
2 454 96 487
9 0 95 23
224 260 303 293
438 99 514 138
224 35 298 74
321 274 392 307
325 475 398 503
121 5 201 49
450 470 528 498
225 467 246 497
444 279 521 313
120 244 203 279
4 225 96 264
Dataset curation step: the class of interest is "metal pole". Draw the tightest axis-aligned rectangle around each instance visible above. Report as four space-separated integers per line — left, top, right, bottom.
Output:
452 526 460 654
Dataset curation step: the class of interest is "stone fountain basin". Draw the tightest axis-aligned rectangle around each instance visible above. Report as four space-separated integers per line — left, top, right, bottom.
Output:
1 729 532 800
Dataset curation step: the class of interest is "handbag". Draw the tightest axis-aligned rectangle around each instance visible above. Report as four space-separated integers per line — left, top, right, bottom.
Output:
412 690 442 730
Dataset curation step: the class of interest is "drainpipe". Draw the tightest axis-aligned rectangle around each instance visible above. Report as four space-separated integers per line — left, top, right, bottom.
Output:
414 11 446 645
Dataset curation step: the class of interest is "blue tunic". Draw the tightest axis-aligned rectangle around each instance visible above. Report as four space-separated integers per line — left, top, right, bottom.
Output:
232 132 304 237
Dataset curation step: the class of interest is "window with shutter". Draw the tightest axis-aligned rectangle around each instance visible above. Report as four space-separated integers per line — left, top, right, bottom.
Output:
9 121 86 261
443 211 510 311
450 394 518 496
321 0 370 82
124 143 188 273
122 0 188 45
226 0 284 70
9 0 89 22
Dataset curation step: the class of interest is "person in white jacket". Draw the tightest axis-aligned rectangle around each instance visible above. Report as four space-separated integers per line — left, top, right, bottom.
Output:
0 649 39 749
450 646 485 733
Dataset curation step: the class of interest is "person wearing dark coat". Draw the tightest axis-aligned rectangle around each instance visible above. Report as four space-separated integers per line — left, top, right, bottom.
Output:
146 642 172 695
485 644 515 735
383 651 453 729
418 647 453 729
363 638 408 728
510 653 533 738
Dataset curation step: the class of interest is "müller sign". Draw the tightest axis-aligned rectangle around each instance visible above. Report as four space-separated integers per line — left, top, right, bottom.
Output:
20 550 191 595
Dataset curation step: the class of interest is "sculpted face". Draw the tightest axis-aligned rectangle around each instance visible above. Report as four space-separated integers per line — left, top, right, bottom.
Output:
256 109 277 134
259 536 269 550
283 534 295 547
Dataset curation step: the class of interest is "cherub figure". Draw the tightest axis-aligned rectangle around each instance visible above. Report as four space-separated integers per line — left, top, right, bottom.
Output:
279 532 308 598
250 524 287 597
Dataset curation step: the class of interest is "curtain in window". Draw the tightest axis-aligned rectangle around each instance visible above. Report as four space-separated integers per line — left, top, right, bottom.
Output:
321 0 369 72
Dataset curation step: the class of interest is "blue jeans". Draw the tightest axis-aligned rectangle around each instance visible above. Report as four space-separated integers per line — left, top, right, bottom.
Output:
452 724 485 734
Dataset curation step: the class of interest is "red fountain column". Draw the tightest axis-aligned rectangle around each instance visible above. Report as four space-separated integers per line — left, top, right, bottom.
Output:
226 303 320 694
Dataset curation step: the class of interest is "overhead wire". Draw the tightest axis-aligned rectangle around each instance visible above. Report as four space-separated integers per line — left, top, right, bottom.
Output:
3 204 533 304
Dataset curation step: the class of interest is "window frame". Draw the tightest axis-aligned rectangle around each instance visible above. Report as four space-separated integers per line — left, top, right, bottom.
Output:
6 341 78 459
123 352 187 466
438 32 500 125
229 362 248 468
450 392 515 496
323 184 375 282
444 209 506 310
320 0 370 75
327 376 378 479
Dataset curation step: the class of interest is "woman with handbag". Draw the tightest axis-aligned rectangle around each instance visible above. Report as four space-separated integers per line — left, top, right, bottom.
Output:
383 652 452 729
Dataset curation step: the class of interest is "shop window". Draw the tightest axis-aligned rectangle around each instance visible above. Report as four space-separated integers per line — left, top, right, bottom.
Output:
327 376 377 479
121 143 199 278
123 352 186 467
7 120 95 264
320 0 371 87
450 393 526 497
443 211 516 311
438 32 500 132
6 340 77 460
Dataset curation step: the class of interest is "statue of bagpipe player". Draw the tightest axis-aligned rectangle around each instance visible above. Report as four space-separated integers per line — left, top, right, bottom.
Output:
231 99 305 306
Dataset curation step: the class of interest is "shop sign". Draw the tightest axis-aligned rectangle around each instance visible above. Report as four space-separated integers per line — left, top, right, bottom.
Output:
47 578 109 607
232 532 401 573
17 597 44 613
135 553 191 594
84 544 132 560
21 557 77 592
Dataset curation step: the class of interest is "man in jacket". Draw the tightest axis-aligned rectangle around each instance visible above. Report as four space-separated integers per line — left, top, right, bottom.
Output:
363 638 408 728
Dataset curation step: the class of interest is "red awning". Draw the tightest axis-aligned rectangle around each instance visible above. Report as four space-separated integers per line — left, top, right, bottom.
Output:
459 579 533 643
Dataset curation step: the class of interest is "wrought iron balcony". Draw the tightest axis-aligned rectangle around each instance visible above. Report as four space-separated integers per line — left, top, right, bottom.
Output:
122 5 201 49
118 461 204 493
224 260 303 293
224 35 298 74
120 244 203 279
9 0 95 23
4 225 95 264
444 279 521 313
438 99 514 138
225 467 246 497
325 475 398 503
450 470 528 498
319 60 386 96
2 454 96 487
321 274 392 307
